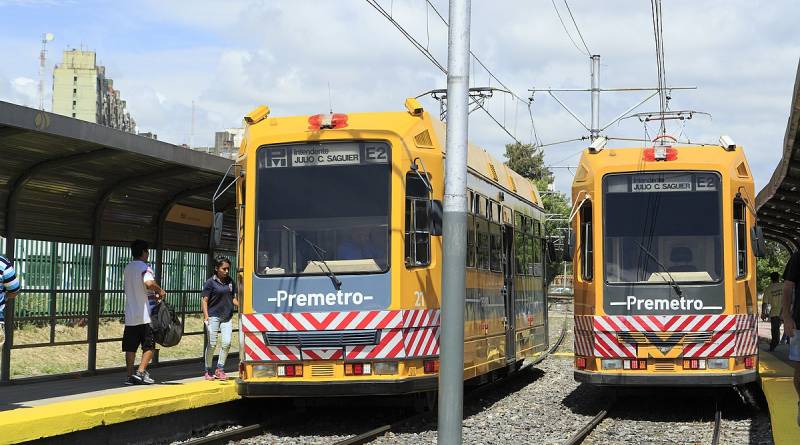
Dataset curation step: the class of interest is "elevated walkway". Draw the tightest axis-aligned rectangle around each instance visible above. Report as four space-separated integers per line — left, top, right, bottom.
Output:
757 322 799 445
0 361 238 444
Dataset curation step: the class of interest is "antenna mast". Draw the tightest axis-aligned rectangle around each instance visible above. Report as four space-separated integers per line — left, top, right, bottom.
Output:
39 32 54 111
190 100 195 148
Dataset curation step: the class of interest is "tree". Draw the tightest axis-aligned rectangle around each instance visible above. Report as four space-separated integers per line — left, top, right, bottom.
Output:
503 142 553 184
504 142 571 286
756 240 790 294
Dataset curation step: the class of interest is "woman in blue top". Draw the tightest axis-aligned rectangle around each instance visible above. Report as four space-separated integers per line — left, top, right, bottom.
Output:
202 256 238 380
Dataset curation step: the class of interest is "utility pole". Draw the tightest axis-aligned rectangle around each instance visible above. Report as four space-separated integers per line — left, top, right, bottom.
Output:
438 0 470 444
589 55 600 140
39 33 54 111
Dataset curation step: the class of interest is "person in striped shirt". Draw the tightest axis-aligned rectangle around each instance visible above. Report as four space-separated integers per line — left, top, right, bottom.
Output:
0 255 21 346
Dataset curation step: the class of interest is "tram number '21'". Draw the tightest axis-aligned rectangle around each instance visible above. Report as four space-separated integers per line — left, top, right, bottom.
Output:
414 290 425 307
365 145 387 162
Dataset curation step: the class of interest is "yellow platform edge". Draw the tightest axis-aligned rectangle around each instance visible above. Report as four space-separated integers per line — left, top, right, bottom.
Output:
758 349 799 445
0 380 240 445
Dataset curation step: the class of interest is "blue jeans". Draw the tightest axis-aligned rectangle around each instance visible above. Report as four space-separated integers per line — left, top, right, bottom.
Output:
204 317 232 371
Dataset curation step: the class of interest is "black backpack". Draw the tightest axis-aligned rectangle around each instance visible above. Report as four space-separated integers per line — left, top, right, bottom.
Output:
150 301 183 347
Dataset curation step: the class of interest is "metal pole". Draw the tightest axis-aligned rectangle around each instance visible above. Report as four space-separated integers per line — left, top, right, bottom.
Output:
590 55 600 140
438 1 470 444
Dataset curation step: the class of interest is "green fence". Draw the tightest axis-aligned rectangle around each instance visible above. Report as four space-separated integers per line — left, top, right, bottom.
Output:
0 237 237 381
5 240 214 322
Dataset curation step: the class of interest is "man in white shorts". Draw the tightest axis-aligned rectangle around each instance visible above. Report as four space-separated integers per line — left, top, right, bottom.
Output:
781 250 800 426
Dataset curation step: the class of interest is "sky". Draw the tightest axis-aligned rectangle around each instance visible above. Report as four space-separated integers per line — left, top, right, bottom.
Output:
0 0 798 195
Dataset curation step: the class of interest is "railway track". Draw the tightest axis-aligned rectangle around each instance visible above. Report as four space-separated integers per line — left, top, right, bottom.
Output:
329 304 571 445
182 306 570 445
561 400 724 445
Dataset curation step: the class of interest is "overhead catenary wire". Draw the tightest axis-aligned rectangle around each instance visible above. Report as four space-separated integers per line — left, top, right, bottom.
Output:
365 0 447 73
368 0 528 144
550 0 590 57
563 0 591 56
423 0 539 144
650 0 668 135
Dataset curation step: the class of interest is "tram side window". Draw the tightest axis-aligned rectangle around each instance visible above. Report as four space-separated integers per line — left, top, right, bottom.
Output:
405 173 431 267
467 215 476 268
476 218 490 270
580 202 593 281
515 214 526 275
734 200 747 278
490 223 502 272
532 219 542 275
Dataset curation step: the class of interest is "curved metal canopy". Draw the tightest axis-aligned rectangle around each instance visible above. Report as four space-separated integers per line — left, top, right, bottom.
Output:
756 59 800 253
0 100 236 252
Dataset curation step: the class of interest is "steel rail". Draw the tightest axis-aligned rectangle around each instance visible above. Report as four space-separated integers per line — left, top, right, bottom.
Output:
710 407 722 445
180 423 265 445
562 403 614 445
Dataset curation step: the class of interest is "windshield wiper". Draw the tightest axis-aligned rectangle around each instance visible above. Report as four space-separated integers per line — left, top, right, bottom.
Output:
634 241 683 297
282 225 342 290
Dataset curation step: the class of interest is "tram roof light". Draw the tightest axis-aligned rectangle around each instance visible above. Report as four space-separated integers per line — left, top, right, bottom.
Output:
405 97 424 116
308 113 348 130
588 136 607 153
719 135 736 151
643 147 677 162
244 105 270 125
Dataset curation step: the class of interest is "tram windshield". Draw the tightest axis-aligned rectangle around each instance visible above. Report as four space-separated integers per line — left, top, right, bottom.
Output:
255 141 390 276
603 172 722 284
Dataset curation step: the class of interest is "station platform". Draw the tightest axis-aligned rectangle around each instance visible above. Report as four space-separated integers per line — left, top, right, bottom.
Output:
0 361 239 444
757 321 799 445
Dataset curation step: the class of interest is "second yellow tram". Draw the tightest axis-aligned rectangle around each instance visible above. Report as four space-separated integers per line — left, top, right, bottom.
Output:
569 139 762 386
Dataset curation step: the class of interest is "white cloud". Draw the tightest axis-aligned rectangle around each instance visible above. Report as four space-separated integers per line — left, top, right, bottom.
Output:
1 0 798 194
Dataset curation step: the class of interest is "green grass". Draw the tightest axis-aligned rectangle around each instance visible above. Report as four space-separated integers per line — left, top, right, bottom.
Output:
5 314 240 378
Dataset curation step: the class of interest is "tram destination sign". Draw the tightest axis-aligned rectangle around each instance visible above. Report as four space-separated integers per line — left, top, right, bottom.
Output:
610 173 718 193
261 142 389 168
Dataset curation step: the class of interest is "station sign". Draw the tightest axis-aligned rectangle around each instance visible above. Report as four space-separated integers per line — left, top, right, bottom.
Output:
260 142 389 169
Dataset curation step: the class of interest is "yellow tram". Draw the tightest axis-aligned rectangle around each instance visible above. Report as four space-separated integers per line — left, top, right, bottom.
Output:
233 100 548 397
569 137 762 386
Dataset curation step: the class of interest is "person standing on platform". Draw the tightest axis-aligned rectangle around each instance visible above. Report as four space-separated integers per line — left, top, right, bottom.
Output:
762 272 784 351
0 255 21 347
781 249 800 426
202 256 238 380
123 240 166 385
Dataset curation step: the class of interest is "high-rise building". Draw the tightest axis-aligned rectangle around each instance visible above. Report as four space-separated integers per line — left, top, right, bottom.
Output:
52 49 136 132
213 128 244 159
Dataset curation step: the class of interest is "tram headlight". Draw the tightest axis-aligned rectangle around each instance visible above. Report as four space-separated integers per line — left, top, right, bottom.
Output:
707 358 728 370
601 359 623 370
252 364 276 378
374 361 399 375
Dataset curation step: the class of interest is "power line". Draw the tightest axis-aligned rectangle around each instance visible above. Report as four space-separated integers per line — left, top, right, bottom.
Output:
550 0 589 57
365 0 447 73
367 0 527 144
423 0 538 145
650 0 668 135
563 0 591 56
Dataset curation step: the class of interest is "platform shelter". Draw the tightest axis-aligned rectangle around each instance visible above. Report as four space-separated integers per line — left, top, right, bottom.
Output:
0 100 237 383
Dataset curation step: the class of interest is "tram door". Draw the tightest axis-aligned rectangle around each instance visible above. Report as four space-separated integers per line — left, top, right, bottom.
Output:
502 225 516 363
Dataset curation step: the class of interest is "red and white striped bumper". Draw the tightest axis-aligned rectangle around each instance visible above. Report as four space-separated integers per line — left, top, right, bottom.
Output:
574 314 758 359
241 310 441 362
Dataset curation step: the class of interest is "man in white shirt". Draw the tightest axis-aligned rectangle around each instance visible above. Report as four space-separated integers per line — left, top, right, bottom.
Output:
123 240 166 385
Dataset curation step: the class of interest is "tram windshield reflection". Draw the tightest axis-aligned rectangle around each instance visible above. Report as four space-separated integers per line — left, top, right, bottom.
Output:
603 172 722 284
255 144 390 276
